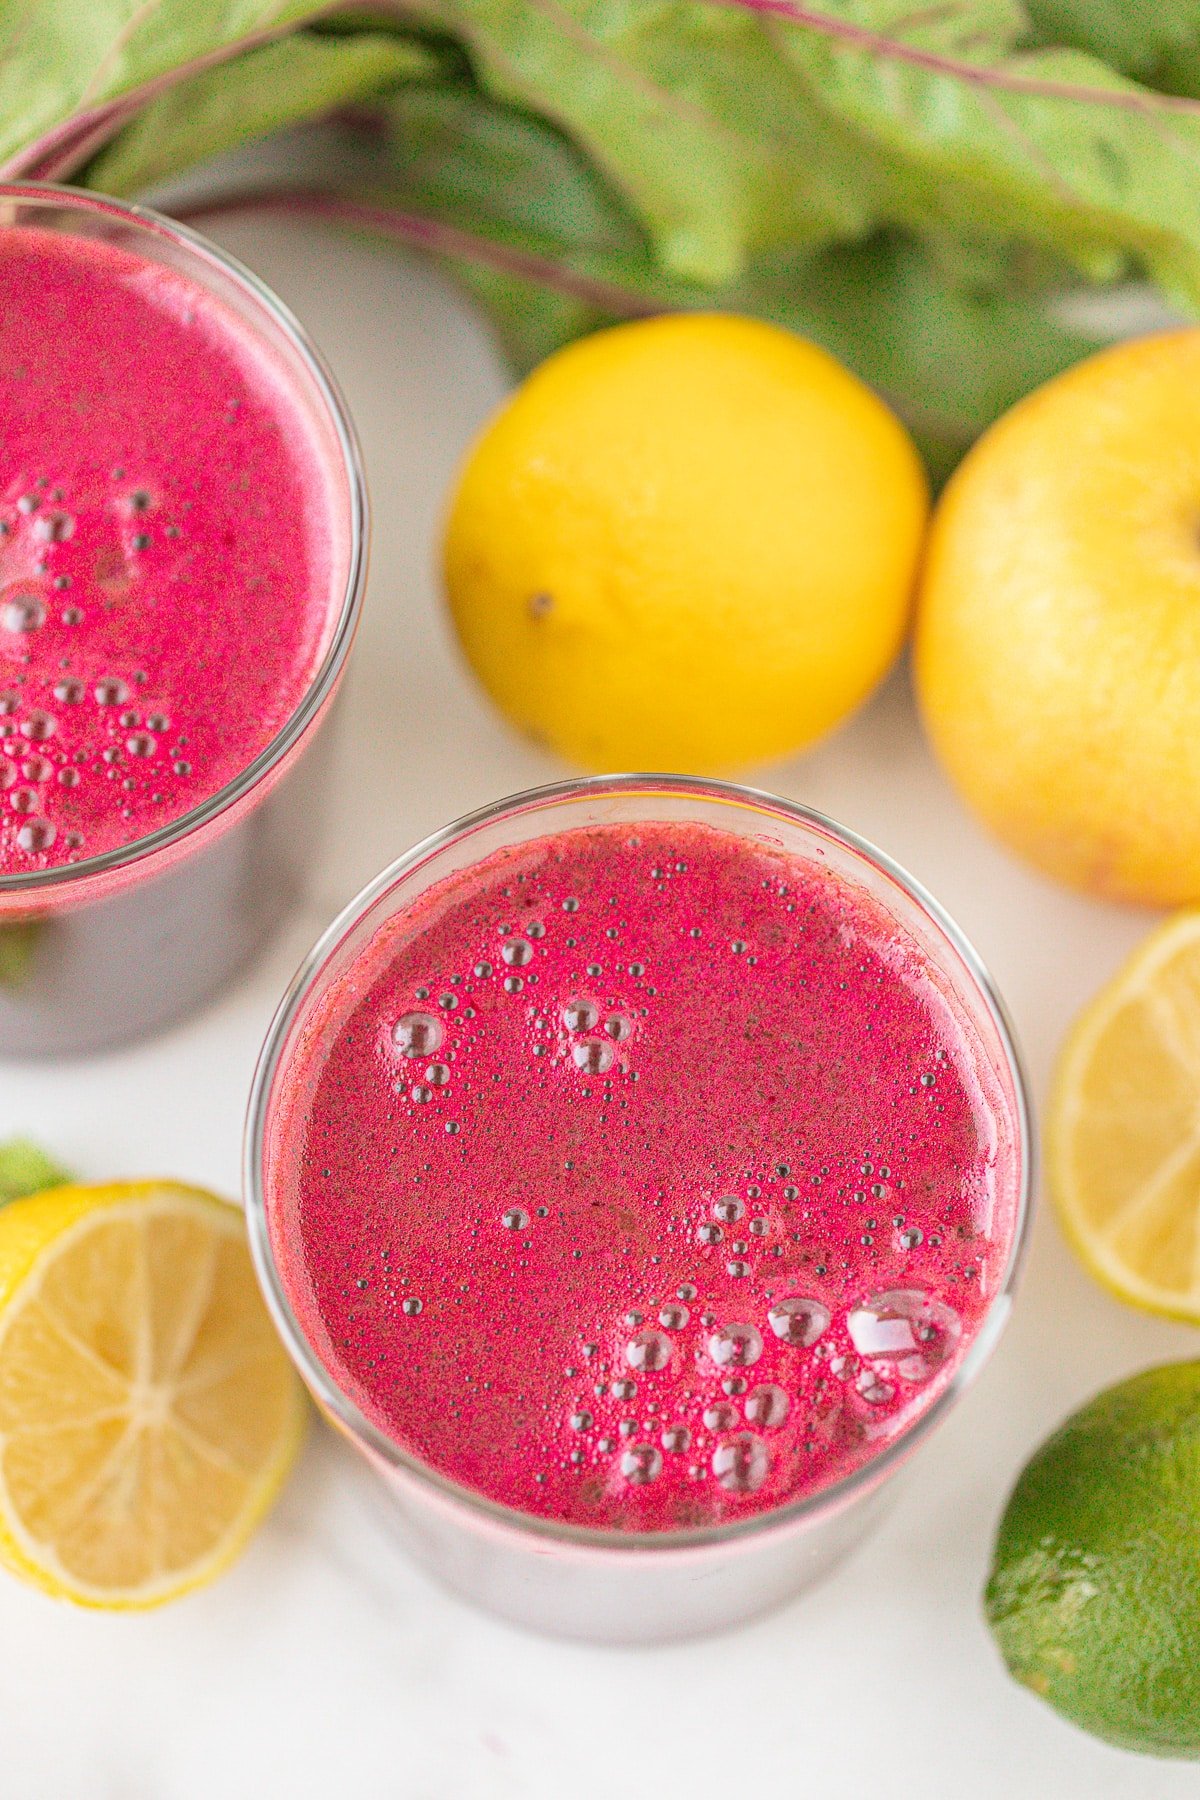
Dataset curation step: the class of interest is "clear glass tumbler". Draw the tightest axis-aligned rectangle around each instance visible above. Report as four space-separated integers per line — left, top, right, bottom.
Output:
0 185 367 1057
246 775 1032 1643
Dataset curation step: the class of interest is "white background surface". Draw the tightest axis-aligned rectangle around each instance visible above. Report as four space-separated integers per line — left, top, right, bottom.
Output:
0 211 1195 1800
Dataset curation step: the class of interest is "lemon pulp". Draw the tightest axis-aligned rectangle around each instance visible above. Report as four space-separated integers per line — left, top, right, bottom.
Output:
0 1181 304 1608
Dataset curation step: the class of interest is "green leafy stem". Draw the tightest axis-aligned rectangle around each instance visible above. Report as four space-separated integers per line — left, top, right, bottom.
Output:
0 0 1195 479
721 0 1200 115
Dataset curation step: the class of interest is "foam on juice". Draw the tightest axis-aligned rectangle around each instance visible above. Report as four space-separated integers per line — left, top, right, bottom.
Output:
0 225 342 874
268 820 1023 1532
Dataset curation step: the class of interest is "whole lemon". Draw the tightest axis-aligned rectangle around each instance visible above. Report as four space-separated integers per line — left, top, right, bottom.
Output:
443 314 928 771
916 329 1200 908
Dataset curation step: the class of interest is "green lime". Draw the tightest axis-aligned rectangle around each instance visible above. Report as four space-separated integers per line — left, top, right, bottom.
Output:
985 1361 1200 1758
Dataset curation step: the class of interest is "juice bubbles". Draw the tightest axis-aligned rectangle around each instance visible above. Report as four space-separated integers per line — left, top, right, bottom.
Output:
0 188 364 1055
262 793 1026 1551
0 226 342 873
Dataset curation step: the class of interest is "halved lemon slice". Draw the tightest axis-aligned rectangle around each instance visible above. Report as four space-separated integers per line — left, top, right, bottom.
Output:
1050 911 1200 1321
0 1180 305 1608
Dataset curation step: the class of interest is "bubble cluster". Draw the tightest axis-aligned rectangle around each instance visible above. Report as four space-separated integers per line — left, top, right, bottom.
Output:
0 546 195 862
0 242 343 875
284 814 1012 1533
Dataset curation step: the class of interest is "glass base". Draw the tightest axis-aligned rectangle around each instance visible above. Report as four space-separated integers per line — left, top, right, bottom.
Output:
359 1442 897 1643
0 717 335 1058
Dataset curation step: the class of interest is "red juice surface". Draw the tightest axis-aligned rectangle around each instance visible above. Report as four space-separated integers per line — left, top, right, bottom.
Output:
269 820 1021 1531
0 225 342 874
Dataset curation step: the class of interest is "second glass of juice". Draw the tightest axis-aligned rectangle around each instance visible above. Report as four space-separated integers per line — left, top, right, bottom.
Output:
0 184 366 1055
248 776 1030 1642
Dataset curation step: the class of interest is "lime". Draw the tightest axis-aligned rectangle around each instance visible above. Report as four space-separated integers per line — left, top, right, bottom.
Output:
985 1361 1200 1758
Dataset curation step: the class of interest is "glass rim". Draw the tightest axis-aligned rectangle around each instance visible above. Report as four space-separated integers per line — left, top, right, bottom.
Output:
0 181 368 896
244 773 1035 1556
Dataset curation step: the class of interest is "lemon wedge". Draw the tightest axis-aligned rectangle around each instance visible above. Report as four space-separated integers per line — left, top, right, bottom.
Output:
1050 911 1200 1320
0 1180 304 1607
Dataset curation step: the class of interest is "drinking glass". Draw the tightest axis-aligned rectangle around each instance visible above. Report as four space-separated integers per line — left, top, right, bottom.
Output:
246 775 1032 1643
0 184 367 1056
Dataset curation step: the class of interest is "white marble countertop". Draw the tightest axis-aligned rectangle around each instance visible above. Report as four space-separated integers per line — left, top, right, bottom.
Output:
1 210 1195 1800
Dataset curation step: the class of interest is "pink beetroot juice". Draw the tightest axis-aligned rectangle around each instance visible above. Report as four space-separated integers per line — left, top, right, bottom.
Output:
0 225 341 874
268 816 1023 1532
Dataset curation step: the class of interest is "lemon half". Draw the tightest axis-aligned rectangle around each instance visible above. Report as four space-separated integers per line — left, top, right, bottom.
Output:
0 1180 304 1608
1050 912 1200 1321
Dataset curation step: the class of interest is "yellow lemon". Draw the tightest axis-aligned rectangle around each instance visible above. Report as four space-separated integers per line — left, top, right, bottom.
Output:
0 1179 305 1608
1049 910 1200 1321
916 329 1200 908
443 314 928 771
